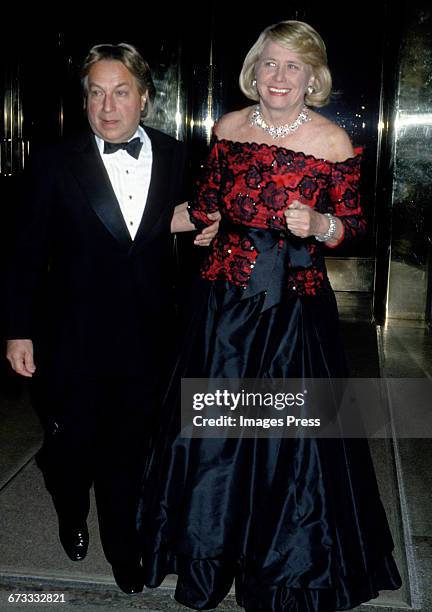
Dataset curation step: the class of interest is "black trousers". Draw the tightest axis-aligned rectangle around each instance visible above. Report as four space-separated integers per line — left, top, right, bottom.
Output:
31 374 159 565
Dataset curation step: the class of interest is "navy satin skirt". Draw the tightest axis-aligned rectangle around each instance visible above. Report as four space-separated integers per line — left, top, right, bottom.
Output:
138 279 402 611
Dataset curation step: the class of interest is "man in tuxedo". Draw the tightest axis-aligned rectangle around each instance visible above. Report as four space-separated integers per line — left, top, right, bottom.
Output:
5 43 217 593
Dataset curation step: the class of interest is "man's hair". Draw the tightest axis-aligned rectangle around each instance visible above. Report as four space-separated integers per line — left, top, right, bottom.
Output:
81 43 156 119
239 20 332 108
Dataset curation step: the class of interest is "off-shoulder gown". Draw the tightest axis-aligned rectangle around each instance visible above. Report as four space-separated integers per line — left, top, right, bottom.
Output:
137 137 402 611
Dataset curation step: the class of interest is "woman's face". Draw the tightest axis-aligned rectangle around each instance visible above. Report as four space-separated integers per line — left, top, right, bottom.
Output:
255 40 313 115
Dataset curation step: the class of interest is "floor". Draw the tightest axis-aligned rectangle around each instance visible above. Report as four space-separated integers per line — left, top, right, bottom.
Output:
0 310 431 611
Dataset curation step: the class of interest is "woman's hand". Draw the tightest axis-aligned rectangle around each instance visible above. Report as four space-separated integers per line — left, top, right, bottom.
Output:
170 203 221 246
194 212 221 246
284 200 328 238
284 200 343 246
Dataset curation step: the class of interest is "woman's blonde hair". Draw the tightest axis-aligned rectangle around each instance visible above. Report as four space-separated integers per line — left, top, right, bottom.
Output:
239 21 332 107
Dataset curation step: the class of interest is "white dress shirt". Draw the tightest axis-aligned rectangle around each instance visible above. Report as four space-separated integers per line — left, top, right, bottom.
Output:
95 126 152 239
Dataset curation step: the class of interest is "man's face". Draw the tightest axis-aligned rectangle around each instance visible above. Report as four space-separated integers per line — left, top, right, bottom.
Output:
86 60 146 143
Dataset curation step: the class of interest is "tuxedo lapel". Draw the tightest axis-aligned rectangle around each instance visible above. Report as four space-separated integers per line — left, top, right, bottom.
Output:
67 132 132 250
132 128 172 246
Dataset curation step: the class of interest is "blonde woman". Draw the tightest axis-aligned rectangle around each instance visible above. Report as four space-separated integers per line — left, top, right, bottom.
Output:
138 21 402 611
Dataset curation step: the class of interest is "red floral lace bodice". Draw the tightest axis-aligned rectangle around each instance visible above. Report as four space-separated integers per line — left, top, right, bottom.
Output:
188 136 365 296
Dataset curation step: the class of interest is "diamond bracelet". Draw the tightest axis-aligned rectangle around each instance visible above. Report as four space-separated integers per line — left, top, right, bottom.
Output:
315 213 337 242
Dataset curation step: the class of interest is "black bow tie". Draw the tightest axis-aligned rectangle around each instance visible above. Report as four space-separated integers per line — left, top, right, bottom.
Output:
103 137 142 159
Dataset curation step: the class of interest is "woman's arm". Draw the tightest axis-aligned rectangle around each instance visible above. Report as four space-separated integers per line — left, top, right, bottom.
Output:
171 202 221 246
284 126 362 247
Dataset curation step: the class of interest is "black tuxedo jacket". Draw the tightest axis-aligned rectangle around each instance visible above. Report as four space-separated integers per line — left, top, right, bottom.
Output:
5 126 188 379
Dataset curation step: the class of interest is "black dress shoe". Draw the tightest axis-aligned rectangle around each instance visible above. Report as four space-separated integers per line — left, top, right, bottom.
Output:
58 523 89 561
112 562 144 594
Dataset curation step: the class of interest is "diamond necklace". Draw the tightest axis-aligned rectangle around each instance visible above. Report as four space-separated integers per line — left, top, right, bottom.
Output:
249 105 310 139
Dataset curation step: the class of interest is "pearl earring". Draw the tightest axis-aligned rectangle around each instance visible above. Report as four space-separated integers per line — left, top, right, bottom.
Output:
252 79 257 88
306 85 314 95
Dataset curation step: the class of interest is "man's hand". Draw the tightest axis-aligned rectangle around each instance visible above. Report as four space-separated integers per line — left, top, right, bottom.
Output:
6 339 36 377
194 211 221 246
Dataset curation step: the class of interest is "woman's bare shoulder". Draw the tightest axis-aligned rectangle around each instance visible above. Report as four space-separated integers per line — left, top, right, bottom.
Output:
309 111 355 162
213 107 253 141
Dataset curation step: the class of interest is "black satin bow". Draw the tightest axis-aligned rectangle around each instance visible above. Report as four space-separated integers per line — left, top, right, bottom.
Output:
103 137 142 159
221 221 312 313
